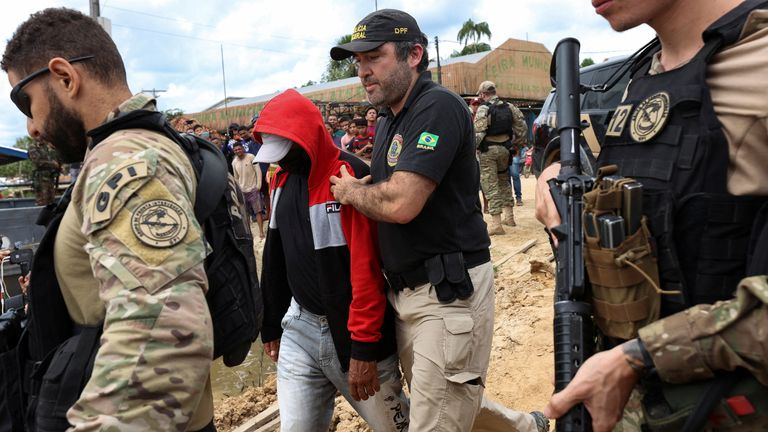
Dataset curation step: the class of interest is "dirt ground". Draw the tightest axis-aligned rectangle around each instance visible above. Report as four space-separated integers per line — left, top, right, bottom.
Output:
214 176 556 431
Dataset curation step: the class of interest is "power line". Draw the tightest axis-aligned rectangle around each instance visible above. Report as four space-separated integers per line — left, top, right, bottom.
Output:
110 23 311 56
582 49 634 54
104 4 333 45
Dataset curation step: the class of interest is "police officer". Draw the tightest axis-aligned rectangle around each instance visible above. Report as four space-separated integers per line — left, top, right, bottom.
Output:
474 81 528 234
27 138 61 206
537 0 768 430
2 8 214 431
329 8 548 432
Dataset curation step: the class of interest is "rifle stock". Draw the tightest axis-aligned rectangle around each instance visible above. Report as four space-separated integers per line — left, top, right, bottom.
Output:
548 38 595 432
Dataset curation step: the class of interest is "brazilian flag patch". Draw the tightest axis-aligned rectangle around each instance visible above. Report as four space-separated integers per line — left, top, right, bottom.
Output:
416 132 439 151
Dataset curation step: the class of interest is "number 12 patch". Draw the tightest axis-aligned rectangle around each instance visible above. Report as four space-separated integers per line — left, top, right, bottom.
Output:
605 104 632 137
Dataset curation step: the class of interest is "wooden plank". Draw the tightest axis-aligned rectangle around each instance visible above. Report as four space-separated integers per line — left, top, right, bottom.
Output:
493 239 537 268
232 403 279 432
254 417 280 432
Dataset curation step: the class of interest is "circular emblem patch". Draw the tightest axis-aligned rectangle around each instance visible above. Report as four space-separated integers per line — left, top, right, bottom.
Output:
131 200 189 248
387 134 404 167
630 92 670 142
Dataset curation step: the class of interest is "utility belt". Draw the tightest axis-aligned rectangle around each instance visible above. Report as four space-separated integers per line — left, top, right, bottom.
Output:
383 249 490 303
479 137 513 154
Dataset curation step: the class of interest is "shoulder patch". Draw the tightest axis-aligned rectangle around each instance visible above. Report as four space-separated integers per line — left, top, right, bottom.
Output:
387 134 404 167
92 160 149 224
416 132 439 151
131 199 190 248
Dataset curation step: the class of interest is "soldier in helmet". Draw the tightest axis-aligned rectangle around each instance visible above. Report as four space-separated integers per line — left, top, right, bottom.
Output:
474 80 528 235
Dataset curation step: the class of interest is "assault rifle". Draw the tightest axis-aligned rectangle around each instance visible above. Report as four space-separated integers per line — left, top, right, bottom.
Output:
548 38 595 432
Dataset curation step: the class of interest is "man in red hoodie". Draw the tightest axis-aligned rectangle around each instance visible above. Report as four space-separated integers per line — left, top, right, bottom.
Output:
253 89 408 431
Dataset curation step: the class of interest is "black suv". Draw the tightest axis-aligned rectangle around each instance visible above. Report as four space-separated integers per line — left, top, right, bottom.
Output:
531 56 632 176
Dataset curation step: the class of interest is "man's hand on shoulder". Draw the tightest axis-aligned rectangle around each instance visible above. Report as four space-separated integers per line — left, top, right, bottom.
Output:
348 359 380 401
330 164 371 205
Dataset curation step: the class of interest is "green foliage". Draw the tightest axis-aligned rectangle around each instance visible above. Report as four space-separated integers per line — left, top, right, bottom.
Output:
0 136 34 181
450 42 492 58
163 108 185 121
581 58 595 67
457 19 492 47
300 80 317 88
322 35 357 83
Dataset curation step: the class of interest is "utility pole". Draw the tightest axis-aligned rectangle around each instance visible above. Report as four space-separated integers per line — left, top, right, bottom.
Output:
435 36 442 85
89 0 112 36
89 0 100 18
375 0 378 10
141 88 167 98
221 45 230 127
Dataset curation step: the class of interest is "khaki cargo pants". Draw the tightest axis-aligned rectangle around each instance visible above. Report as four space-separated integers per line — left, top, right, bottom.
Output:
388 261 495 430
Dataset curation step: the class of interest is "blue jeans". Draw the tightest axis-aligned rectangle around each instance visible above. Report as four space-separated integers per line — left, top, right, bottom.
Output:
277 299 409 431
508 156 522 200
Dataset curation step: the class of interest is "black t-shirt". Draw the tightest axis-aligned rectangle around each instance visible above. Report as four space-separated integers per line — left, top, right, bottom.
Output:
275 173 323 314
371 71 490 273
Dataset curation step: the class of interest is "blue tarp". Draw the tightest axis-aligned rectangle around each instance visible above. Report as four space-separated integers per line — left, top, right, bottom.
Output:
0 145 28 165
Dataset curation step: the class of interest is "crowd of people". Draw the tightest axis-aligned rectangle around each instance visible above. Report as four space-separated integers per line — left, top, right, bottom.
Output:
2 1 767 432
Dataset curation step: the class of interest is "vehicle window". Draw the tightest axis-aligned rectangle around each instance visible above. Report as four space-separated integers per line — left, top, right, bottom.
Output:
580 70 596 86
548 91 557 112
582 66 616 110
598 66 629 109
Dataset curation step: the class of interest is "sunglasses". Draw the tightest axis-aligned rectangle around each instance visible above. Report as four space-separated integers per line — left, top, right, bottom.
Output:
10 55 94 118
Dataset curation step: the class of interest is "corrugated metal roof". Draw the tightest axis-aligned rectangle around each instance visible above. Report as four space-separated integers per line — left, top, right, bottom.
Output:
0 145 27 166
438 51 490 66
205 51 491 109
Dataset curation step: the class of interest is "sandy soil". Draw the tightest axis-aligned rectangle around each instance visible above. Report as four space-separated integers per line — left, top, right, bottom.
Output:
214 176 556 431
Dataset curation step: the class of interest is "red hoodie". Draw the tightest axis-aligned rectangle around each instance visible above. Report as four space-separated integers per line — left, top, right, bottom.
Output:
254 89 395 367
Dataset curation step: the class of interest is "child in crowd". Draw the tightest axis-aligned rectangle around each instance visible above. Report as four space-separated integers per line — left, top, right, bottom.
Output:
340 115 356 150
349 118 374 162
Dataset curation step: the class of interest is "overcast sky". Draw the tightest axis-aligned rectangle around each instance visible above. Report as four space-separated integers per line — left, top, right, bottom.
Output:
0 0 655 147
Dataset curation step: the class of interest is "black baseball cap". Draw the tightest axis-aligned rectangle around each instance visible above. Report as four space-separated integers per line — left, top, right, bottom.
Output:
330 9 423 60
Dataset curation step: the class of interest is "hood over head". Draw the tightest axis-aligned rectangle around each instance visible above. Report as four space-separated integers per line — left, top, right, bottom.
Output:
253 89 341 185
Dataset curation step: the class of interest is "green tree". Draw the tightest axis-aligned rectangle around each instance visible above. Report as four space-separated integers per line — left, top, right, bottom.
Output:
300 80 317 88
450 42 492 58
322 34 357 82
456 19 492 46
163 108 185 121
0 136 35 181
581 58 595 67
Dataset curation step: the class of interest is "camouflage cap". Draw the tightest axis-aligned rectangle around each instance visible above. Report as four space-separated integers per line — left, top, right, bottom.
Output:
478 81 496 94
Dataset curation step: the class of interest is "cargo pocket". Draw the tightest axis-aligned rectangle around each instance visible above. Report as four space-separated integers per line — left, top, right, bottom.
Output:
582 169 679 340
443 315 479 384
585 217 675 340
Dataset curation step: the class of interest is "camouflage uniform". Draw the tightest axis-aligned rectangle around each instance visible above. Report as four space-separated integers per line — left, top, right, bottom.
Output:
27 139 60 206
55 94 214 431
474 96 527 216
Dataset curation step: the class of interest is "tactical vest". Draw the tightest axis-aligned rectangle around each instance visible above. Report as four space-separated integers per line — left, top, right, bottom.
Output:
597 0 768 318
595 3 768 430
484 101 514 137
0 111 262 431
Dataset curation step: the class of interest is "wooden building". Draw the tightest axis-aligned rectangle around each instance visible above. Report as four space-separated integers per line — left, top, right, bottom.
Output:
187 38 552 130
